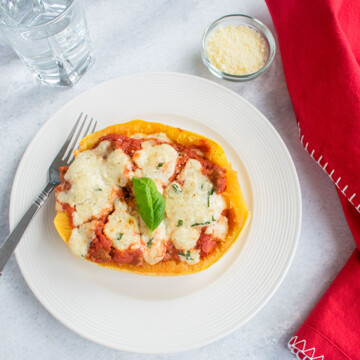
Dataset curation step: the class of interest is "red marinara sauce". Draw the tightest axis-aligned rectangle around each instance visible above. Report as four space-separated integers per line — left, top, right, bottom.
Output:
196 227 217 257
94 134 144 156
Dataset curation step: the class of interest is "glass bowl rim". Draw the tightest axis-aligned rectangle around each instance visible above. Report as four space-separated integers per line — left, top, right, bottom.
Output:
201 14 276 80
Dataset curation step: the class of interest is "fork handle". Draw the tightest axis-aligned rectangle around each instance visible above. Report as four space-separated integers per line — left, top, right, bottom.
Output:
0 182 55 275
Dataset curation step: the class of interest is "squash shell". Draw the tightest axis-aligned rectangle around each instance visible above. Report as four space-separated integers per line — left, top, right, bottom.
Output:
54 120 250 275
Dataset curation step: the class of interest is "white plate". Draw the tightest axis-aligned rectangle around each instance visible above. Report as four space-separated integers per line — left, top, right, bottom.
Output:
11 72 301 353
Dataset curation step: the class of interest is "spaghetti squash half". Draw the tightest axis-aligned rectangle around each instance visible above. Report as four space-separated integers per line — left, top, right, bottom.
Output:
54 120 249 275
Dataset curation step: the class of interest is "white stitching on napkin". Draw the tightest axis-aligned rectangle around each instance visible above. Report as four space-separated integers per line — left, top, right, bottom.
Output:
342 185 348 195
288 336 324 360
298 123 360 213
349 193 356 204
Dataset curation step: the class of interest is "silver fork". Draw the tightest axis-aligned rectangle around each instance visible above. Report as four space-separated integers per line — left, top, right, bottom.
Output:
0 113 97 275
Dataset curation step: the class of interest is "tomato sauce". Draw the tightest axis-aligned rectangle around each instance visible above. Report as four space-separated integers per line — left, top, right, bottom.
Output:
196 227 217 257
55 166 76 227
87 223 112 263
112 248 143 265
195 139 212 154
61 203 75 228
162 242 180 262
168 154 188 183
95 134 163 157
94 134 143 156
59 166 68 182
55 166 71 194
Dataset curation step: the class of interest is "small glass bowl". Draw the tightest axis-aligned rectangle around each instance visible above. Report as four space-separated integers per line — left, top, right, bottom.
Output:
201 14 276 81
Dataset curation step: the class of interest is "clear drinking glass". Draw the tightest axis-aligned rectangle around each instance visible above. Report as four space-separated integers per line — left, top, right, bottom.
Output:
0 0 94 86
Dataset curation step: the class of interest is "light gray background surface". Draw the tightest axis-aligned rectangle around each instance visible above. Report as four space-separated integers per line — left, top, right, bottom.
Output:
0 1 354 359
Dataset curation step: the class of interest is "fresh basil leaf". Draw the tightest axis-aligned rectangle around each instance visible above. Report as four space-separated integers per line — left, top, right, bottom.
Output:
132 177 165 233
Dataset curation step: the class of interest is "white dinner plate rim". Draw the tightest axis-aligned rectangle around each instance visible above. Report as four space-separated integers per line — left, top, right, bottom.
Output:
10 72 301 353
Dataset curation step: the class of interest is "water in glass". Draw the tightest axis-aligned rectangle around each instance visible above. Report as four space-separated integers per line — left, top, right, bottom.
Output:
0 0 94 86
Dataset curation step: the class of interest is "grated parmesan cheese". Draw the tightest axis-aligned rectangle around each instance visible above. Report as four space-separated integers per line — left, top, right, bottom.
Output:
206 24 267 75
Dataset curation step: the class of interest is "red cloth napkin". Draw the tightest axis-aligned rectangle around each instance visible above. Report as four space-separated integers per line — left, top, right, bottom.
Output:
265 0 360 358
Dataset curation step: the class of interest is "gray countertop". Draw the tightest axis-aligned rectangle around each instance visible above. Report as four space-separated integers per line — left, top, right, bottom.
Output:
0 0 355 359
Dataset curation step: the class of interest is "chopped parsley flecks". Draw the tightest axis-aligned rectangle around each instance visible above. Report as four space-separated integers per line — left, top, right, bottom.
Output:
207 188 215 207
177 219 183 227
178 250 193 261
171 183 182 193
147 238 153 248
157 162 164 168
116 233 123 241
191 221 211 227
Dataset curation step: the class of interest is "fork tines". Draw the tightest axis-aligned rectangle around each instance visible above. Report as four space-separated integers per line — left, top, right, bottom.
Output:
61 113 97 164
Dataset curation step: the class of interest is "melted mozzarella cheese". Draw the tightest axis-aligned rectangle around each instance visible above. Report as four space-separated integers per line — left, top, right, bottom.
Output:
165 159 227 228
130 133 145 139
105 148 134 187
139 219 167 265
68 221 96 257
132 132 172 143
164 159 227 263
132 141 178 187
170 227 200 251
146 132 172 143
103 200 141 250
57 141 133 226
213 215 229 239
204 214 229 242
